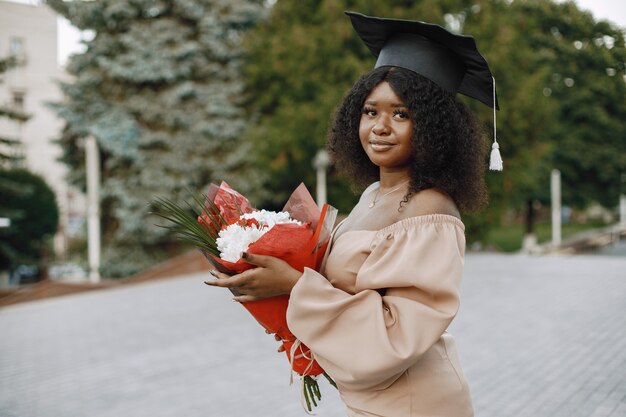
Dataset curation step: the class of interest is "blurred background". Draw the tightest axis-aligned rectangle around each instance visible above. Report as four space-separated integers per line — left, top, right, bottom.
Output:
0 1 625 416
0 0 625 282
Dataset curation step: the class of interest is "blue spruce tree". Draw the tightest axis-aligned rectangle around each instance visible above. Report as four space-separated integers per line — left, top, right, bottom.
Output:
48 0 266 277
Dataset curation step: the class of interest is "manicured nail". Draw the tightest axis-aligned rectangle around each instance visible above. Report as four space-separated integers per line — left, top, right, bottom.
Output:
241 252 249 260
209 270 218 277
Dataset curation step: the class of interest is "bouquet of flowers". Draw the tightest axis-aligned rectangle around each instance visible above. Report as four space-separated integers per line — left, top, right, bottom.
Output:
151 182 338 411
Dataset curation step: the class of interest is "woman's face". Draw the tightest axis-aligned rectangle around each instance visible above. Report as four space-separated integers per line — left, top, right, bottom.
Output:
359 81 414 172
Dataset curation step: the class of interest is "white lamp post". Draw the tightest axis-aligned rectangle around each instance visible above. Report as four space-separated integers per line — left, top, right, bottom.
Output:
551 169 562 246
619 173 626 227
313 149 331 208
86 136 101 283
619 194 626 227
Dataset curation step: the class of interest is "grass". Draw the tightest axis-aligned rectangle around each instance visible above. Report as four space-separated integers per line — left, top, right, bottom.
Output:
484 220 610 252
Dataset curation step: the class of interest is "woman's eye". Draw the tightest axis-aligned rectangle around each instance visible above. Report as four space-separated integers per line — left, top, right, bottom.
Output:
393 110 409 119
362 107 376 116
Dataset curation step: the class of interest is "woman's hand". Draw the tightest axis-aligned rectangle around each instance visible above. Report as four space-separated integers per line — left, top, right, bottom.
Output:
266 330 290 352
204 252 302 302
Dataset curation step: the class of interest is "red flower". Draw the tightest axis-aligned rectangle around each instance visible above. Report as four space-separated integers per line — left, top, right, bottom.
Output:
201 185 337 371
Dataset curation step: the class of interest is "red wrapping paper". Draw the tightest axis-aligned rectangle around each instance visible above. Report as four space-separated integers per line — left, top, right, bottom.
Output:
201 182 336 376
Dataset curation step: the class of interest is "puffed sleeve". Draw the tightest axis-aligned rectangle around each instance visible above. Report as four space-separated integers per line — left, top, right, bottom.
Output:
286 216 465 391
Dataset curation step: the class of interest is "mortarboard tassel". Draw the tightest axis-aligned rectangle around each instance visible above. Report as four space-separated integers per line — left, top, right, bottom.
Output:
489 76 503 171
490 142 503 171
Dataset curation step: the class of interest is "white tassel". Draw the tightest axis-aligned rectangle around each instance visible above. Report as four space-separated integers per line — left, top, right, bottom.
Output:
489 142 503 171
489 76 503 171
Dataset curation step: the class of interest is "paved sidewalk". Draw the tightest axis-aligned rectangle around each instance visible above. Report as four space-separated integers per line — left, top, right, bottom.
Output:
450 254 626 417
1 253 625 417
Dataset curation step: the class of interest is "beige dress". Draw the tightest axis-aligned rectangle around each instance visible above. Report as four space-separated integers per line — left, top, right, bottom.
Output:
286 214 474 417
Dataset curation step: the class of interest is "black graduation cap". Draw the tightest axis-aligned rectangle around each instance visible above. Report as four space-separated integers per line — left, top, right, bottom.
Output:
346 11 499 110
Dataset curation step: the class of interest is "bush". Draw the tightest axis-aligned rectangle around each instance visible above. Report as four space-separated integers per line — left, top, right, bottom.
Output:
0 169 59 272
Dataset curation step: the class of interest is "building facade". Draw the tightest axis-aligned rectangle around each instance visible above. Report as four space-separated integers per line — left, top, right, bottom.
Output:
0 0 84 258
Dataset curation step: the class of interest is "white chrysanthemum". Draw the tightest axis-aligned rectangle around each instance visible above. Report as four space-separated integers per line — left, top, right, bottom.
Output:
216 210 302 262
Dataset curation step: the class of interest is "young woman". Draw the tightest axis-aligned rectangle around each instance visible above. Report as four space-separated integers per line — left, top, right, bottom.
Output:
206 11 499 417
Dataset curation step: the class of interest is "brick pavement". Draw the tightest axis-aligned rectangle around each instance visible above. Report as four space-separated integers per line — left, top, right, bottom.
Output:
1 253 625 417
449 254 626 417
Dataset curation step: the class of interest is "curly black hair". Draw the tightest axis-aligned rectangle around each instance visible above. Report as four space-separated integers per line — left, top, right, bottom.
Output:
327 66 489 213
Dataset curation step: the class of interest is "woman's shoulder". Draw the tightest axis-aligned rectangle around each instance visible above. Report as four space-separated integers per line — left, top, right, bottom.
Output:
370 188 464 237
341 184 462 236
399 188 461 221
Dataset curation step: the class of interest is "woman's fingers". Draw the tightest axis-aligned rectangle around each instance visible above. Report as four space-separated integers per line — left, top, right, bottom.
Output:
204 255 300 299
241 252 273 267
208 269 229 279
232 294 262 303
204 272 247 288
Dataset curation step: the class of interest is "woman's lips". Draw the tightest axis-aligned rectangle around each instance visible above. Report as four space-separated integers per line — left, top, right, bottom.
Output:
369 140 395 151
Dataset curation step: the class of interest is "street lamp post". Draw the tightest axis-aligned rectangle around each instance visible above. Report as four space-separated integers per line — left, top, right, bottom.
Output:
551 169 562 246
619 173 626 228
313 149 331 208
86 136 101 283
619 194 626 227
0 218 8 285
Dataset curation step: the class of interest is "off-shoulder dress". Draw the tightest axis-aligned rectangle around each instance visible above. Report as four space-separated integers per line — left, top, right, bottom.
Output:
286 213 474 417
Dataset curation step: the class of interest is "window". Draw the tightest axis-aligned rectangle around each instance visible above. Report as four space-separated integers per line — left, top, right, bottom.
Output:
12 91 25 110
9 37 26 64
10 37 24 56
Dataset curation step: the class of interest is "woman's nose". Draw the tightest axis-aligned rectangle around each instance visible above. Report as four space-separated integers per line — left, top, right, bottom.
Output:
371 117 390 136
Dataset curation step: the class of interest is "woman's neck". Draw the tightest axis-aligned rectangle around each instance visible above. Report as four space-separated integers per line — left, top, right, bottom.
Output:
378 169 411 190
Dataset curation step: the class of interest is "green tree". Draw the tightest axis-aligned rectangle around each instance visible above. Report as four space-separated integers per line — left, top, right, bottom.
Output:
461 0 626 232
0 169 59 272
242 1 478 213
532 1 626 209
244 0 626 243
0 55 32 264
46 0 265 277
